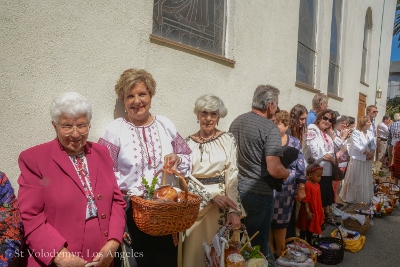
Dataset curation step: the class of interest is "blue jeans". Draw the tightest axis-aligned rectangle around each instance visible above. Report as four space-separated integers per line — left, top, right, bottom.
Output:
240 192 274 257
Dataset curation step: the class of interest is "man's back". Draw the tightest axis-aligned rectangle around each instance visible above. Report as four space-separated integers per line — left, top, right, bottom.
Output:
229 112 282 195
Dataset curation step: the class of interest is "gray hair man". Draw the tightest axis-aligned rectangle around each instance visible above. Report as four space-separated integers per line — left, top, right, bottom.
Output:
229 84 290 258
306 93 329 126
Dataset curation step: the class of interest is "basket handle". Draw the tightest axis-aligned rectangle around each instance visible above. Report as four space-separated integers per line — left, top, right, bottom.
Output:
154 168 189 202
328 221 344 242
284 237 315 259
353 202 370 213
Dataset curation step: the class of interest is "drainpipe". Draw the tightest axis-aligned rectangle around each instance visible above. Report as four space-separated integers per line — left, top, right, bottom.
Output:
375 0 386 105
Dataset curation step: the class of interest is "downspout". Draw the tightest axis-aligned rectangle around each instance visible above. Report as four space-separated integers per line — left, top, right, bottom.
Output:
375 0 386 105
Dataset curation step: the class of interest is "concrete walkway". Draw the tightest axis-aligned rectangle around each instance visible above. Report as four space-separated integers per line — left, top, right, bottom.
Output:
316 170 399 266
316 206 399 266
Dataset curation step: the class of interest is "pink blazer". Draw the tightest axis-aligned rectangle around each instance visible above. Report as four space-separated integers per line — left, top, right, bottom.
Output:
17 140 126 266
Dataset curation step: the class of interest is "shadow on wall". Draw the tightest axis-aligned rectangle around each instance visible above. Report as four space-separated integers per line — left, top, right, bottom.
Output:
114 98 126 119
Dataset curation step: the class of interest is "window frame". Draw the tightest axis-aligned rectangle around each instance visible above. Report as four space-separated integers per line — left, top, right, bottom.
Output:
150 0 234 66
360 9 372 85
296 0 317 89
327 0 343 96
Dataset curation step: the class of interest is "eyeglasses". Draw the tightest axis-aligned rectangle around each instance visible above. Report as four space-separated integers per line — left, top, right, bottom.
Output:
322 116 335 124
58 124 90 136
373 111 379 114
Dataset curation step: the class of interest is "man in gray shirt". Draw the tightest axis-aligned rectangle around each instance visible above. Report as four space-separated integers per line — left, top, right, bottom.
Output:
229 85 289 258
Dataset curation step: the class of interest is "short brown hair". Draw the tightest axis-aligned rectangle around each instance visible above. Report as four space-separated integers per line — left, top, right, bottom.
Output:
275 110 290 126
366 105 377 113
314 109 337 128
115 69 156 100
357 116 371 130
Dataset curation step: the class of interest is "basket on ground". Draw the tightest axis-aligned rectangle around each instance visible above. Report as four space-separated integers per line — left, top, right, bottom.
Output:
131 169 202 236
342 203 370 235
313 223 344 265
276 237 317 267
204 224 266 267
375 181 400 197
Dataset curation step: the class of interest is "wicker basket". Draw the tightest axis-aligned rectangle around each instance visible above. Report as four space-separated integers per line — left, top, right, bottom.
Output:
276 237 317 267
204 225 266 267
131 169 202 236
313 223 344 265
342 203 370 235
375 181 400 197
374 192 396 215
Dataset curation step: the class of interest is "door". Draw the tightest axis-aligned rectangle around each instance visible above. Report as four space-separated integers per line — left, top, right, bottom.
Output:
357 93 366 119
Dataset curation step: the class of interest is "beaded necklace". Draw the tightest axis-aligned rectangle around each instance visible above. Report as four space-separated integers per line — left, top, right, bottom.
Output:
128 115 163 169
198 129 217 162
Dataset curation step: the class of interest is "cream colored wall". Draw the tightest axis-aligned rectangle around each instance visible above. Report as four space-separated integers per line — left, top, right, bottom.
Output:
0 0 396 190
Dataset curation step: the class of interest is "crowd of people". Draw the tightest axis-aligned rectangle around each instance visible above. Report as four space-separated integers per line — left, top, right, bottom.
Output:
1 68 400 267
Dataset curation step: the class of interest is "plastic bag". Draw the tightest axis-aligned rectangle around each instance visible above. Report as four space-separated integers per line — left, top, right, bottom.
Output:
331 229 366 252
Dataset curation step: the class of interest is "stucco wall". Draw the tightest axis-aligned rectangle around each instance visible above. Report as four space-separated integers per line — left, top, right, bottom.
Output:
0 0 396 191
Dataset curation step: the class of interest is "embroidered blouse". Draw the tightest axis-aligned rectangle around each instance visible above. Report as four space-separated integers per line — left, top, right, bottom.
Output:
99 116 191 196
69 154 98 219
305 124 335 176
185 132 241 221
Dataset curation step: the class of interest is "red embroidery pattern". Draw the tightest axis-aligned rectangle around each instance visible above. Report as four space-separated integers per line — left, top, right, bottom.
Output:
98 138 120 171
0 172 23 265
70 154 98 219
172 133 192 155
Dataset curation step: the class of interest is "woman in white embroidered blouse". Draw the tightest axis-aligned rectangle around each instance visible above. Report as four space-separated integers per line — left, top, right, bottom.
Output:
340 116 376 204
304 109 337 224
183 95 241 267
99 69 192 267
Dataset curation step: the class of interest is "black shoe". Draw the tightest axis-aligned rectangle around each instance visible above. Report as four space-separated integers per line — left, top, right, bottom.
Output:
335 203 344 208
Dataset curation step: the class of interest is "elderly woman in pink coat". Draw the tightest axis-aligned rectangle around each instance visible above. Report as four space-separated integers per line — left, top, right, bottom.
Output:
17 92 126 267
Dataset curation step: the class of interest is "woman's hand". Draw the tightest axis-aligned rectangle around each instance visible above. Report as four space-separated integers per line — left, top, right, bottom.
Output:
296 184 306 202
340 129 350 141
165 153 181 173
306 211 314 220
53 247 86 267
226 212 241 229
323 153 335 163
91 239 120 267
326 127 334 138
211 195 238 211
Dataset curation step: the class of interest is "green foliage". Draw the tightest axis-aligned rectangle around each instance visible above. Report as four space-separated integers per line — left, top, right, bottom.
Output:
142 177 158 199
386 96 400 118
242 245 262 261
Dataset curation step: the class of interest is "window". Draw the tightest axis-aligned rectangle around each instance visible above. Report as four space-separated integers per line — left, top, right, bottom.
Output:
328 0 343 95
296 0 317 87
152 0 227 56
361 9 372 84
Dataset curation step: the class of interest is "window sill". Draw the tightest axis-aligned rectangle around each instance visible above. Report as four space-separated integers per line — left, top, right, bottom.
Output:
295 82 320 93
327 93 343 102
149 34 235 68
360 81 369 87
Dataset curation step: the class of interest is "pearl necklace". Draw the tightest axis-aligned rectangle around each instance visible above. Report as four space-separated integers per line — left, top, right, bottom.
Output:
128 115 163 169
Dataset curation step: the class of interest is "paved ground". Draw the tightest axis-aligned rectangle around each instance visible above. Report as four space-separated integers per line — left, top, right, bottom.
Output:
315 170 399 267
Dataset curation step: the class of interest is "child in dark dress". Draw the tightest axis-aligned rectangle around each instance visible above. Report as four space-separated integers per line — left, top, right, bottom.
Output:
296 161 324 244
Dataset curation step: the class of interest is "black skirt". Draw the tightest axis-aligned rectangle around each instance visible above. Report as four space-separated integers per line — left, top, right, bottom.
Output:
319 175 335 207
